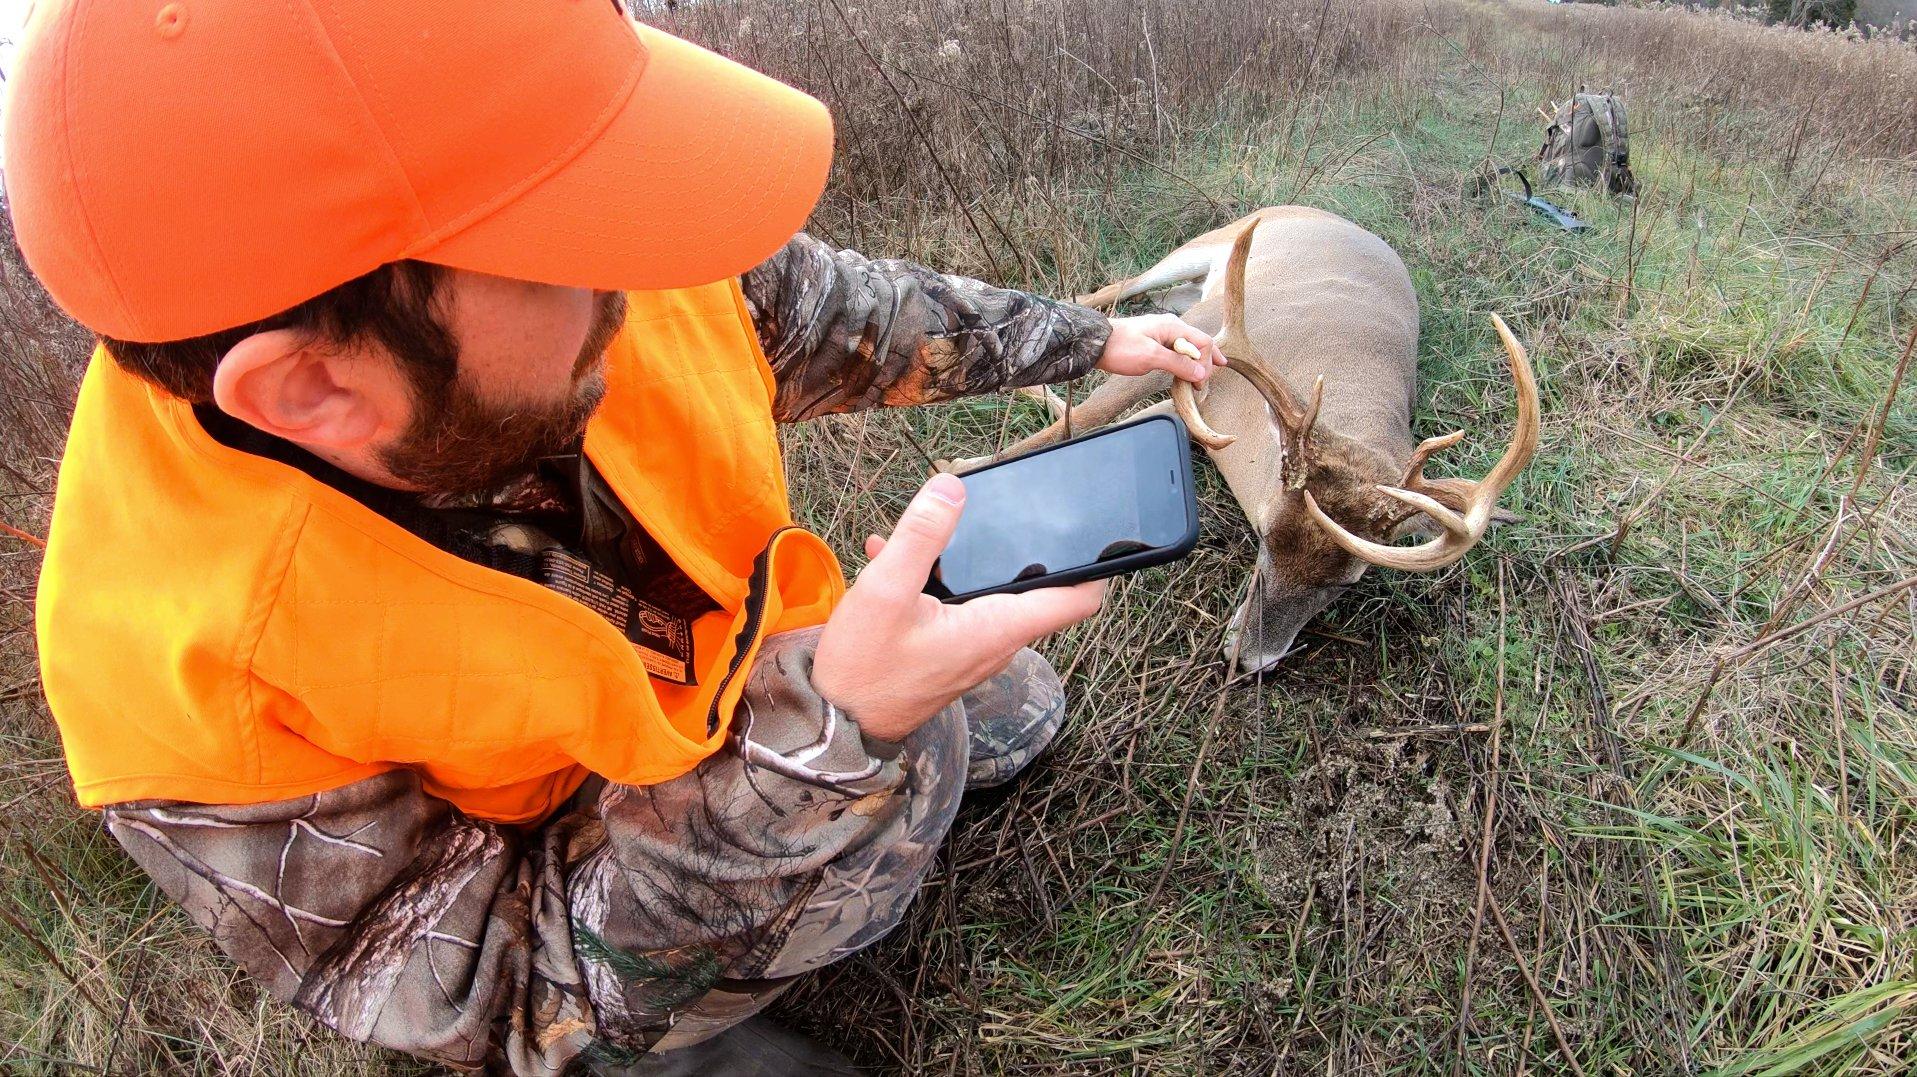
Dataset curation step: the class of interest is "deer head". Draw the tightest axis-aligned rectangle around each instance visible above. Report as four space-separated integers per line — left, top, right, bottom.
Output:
1187 222 1541 672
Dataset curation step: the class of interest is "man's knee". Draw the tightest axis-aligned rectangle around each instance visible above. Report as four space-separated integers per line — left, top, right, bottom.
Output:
575 630 971 985
960 647 1067 789
752 696 969 978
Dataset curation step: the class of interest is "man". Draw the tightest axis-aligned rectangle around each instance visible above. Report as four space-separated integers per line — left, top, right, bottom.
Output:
6 1 1222 1071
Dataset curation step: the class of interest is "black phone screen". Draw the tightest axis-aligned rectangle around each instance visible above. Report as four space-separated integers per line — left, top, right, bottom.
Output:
931 416 1194 599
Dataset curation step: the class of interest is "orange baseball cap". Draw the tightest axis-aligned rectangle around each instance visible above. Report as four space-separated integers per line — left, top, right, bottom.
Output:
3 0 834 342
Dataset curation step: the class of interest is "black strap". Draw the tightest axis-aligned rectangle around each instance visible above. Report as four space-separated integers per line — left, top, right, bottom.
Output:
1496 165 1534 201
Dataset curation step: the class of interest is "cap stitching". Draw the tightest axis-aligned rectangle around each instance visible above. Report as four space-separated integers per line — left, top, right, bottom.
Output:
401 22 648 254
294 0 431 235
58 0 141 337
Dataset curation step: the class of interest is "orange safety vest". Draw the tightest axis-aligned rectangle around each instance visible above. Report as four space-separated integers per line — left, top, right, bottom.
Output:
36 280 845 824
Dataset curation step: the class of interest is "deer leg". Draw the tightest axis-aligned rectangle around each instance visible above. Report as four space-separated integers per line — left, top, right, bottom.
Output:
948 372 1173 472
1122 398 1177 421
1076 241 1226 310
1012 384 1070 420
997 371 1170 457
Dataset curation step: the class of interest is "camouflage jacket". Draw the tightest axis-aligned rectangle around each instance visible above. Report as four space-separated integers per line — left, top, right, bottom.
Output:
747 231 1109 419
102 238 1110 1073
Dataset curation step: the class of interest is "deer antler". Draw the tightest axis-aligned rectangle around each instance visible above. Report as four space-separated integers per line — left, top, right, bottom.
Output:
1302 314 1540 572
1168 338 1232 449
1170 221 1320 457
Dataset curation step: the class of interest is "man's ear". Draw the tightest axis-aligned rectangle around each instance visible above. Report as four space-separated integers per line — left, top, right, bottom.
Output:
211 329 384 450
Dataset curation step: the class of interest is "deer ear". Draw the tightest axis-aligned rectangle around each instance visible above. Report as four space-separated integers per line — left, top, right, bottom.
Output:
1390 513 1437 542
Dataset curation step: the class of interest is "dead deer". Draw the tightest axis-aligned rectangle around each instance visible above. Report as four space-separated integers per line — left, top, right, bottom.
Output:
958 206 1539 671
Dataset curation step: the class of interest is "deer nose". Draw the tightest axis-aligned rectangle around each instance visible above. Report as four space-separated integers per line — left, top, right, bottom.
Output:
1225 633 1304 674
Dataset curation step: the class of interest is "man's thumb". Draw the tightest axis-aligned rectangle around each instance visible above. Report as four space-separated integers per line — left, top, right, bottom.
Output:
863 473 966 591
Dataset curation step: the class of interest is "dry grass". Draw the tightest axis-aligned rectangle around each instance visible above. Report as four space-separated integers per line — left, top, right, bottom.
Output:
1496 3 1917 161
3 0 1914 1073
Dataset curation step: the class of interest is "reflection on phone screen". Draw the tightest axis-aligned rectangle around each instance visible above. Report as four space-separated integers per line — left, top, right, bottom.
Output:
935 419 1189 596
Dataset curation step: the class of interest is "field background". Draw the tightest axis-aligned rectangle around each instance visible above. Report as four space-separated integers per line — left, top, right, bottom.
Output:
3 0 1914 1073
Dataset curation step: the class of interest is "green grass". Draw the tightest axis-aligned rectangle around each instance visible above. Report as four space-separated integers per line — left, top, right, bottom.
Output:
3 1 1914 1073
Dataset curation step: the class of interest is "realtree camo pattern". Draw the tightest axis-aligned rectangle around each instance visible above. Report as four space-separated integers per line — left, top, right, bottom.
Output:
105 633 1066 1073
1538 92 1636 196
745 232 1111 421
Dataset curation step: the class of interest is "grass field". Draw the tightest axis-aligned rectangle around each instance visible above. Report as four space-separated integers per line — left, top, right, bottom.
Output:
2 0 1913 1073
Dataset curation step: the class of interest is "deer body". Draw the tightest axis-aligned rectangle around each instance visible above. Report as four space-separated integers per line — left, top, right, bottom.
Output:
966 207 1538 671
1087 207 1419 461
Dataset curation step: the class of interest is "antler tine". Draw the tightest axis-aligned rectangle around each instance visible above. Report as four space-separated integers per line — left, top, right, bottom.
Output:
1170 219 1318 452
1305 313 1541 572
1401 429 1467 487
1372 484 1471 539
1170 338 1235 449
1298 374 1324 441
1220 219 1256 353
1479 314 1541 492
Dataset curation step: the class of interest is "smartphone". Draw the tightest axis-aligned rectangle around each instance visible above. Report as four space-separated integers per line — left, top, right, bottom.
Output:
925 414 1200 602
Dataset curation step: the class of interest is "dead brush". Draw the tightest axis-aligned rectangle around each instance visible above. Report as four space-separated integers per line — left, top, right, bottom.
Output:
652 0 1428 287
1493 3 1917 168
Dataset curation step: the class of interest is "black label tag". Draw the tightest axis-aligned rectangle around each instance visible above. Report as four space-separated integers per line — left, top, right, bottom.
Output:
628 597 695 685
535 549 697 686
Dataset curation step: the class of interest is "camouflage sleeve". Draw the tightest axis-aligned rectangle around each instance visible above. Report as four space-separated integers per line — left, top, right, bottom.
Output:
100 627 965 1073
742 232 1112 422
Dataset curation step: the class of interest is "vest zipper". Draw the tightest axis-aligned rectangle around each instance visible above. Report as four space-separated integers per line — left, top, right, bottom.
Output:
706 526 795 736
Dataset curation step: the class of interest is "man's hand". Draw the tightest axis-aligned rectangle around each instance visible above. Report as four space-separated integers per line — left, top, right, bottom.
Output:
812 473 1105 744
1097 314 1228 384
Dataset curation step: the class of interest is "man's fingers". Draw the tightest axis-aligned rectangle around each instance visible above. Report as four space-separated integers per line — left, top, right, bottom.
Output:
1169 338 1212 383
1188 331 1226 368
858 473 966 594
1175 323 1217 353
963 579 1106 646
864 534 886 560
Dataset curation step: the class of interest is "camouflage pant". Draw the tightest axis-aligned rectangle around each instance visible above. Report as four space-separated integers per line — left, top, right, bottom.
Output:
105 628 1065 1074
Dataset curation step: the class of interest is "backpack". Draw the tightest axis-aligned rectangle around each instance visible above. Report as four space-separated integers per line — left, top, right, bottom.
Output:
1538 91 1636 196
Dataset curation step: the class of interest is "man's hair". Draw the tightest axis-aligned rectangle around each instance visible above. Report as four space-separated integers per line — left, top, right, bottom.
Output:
99 261 456 403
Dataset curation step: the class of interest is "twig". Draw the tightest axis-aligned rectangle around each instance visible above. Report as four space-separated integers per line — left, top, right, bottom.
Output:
1125 567 1262 953
1487 890 1587 1077
1618 180 1652 318
1752 494 1853 639
1834 239 1908 352
1604 358 1762 559
1829 648 1850 827
0 898 112 1017
950 806 1128 873
1724 574 1917 663
105 911 154 1076
1130 662 1230 937
1849 318 1915 498
1451 561 1507 1071
1477 84 1508 185
1365 722 1489 739
0 519 47 549
0 1046 103 1073
1551 570 1693 1070
880 62 1226 212
821 0 1020 283
1683 574 1917 744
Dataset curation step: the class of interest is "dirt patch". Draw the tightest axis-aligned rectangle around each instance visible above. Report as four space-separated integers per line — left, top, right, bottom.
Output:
1255 731 1483 950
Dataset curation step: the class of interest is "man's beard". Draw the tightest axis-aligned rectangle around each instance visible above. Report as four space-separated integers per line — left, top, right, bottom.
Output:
380 290 627 496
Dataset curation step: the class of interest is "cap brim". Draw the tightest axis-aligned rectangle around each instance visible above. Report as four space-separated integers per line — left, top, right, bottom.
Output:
418 22 832 292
